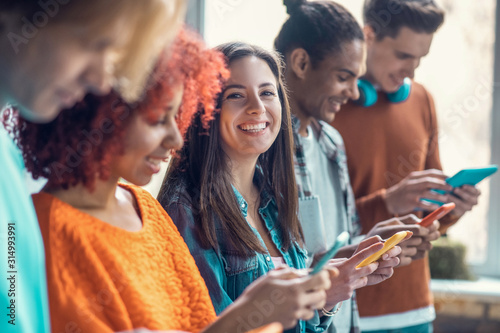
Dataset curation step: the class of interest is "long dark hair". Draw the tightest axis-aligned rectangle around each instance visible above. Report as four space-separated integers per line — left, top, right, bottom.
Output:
159 42 302 256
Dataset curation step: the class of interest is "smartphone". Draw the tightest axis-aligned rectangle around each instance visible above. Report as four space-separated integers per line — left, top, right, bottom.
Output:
310 231 350 275
418 202 455 227
356 231 411 268
422 165 498 205
445 165 498 188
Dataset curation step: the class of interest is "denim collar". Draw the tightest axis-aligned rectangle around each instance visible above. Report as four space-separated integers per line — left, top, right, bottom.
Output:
231 170 273 218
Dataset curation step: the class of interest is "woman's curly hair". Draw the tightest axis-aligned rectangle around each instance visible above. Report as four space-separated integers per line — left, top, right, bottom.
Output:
3 27 229 191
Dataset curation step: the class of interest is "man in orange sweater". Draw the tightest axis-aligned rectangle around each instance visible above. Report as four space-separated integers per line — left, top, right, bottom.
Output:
332 1 481 332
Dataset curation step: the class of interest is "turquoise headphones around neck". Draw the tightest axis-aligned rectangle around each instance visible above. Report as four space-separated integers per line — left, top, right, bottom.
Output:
355 78 412 107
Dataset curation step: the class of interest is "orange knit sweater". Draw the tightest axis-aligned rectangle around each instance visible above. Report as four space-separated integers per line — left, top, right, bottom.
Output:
33 184 216 332
332 82 459 318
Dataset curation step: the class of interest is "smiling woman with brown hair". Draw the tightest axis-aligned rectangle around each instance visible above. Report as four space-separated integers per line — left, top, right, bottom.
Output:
159 41 393 333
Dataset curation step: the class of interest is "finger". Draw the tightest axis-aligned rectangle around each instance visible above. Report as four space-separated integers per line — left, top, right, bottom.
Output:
448 199 473 215
382 245 402 260
351 241 384 265
359 235 384 249
398 214 420 225
409 169 447 180
401 236 423 247
371 266 395 279
415 241 433 253
411 250 427 261
371 220 401 232
353 263 380 286
297 308 317 321
302 289 327 311
269 267 303 280
451 188 479 206
281 318 299 330
416 199 442 212
408 177 453 192
377 256 400 269
421 190 449 203
398 255 413 267
460 185 481 196
400 245 418 258
327 258 348 266
378 224 416 237
422 229 440 242
352 275 370 290
300 270 330 291
390 224 423 237
326 266 340 280
400 231 414 242
426 220 440 233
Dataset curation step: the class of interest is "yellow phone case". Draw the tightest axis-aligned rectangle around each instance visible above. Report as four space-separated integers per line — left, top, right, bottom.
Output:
356 231 410 268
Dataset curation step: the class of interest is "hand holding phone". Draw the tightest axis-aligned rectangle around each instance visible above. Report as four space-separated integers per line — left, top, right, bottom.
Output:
422 165 498 206
418 202 455 227
310 231 350 275
356 231 411 268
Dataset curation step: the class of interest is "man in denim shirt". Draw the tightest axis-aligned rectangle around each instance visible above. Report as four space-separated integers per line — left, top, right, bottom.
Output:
275 1 367 332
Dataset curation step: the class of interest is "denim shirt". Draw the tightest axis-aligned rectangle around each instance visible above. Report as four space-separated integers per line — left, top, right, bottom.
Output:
163 174 333 333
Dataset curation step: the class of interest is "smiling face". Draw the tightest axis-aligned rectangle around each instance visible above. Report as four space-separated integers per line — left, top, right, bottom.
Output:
294 39 366 123
0 16 129 123
219 56 282 163
364 26 434 93
111 87 184 186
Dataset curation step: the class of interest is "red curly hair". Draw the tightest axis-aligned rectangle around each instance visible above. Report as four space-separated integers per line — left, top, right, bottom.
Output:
3 27 229 191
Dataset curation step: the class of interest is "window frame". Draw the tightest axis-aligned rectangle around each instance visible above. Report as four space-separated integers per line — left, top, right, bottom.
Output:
185 0 205 36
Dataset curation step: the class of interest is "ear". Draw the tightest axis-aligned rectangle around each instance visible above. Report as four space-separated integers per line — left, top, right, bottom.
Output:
363 25 376 46
288 48 311 80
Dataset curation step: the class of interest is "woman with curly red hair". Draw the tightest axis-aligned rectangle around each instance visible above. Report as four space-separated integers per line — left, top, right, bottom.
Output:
3 28 226 332
0 1 185 332
3 29 330 333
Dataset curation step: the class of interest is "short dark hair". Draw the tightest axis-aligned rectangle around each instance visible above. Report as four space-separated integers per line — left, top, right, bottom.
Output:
159 42 302 257
275 0 364 67
363 0 445 40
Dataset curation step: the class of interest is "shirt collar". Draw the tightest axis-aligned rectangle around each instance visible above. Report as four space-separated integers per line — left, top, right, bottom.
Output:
231 170 273 217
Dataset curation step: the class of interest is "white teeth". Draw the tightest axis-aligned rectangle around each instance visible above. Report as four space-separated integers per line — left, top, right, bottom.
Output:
146 157 162 166
239 123 267 132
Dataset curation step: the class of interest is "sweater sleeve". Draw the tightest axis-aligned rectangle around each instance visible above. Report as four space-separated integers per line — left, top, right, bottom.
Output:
166 202 234 315
422 88 460 233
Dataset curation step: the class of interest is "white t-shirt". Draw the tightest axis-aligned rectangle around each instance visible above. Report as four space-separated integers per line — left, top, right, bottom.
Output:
300 126 353 333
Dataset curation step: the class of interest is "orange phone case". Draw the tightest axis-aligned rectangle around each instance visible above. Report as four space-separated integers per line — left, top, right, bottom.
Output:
356 231 411 268
419 202 456 227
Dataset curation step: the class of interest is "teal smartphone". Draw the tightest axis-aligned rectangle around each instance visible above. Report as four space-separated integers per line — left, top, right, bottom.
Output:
310 231 350 275
421 165 498 206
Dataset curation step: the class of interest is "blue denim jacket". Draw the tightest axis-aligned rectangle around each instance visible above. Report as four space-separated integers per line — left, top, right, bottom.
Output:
163 174 333 333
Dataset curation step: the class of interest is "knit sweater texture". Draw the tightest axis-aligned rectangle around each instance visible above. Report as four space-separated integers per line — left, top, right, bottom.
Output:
32 183 216 332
